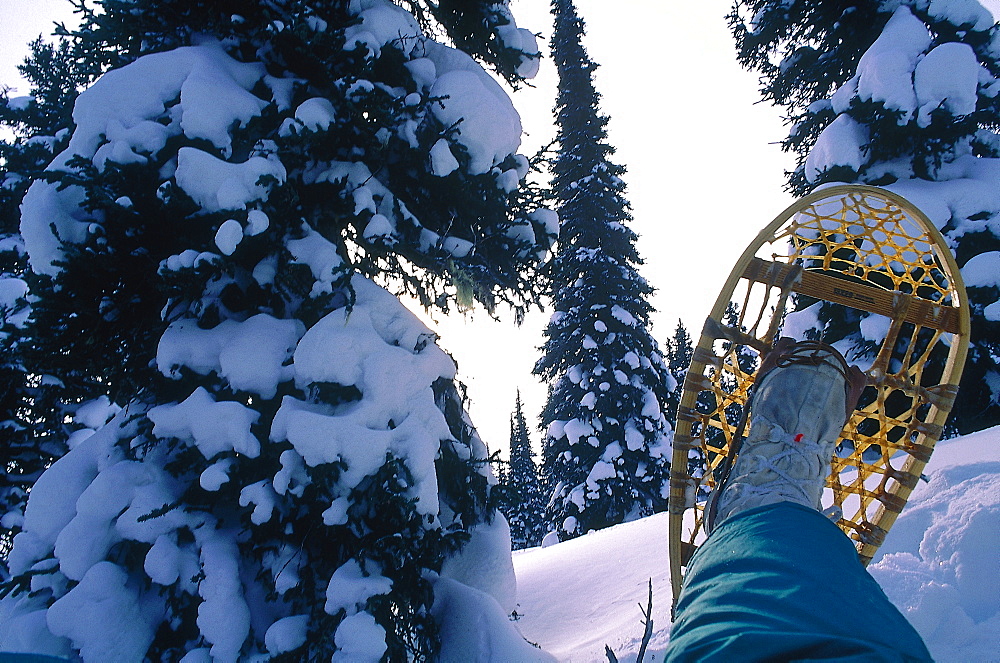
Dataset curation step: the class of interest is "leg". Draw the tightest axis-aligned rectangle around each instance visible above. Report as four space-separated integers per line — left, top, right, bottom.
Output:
669 341 930 661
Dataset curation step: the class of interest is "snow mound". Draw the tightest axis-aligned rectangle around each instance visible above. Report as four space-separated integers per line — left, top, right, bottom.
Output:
869 428 1000 661
513 513 673 661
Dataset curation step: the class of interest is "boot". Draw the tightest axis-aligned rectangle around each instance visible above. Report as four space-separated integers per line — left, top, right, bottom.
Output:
705 340 865 533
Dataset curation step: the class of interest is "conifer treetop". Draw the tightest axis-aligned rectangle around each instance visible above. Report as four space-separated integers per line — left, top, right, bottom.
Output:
536 0 672 540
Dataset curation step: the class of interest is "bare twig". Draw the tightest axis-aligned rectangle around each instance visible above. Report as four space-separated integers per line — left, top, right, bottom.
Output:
636 578 654 663
603 578 656 663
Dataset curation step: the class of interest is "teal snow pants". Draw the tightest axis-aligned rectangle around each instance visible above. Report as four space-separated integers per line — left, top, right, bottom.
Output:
666 503 932 662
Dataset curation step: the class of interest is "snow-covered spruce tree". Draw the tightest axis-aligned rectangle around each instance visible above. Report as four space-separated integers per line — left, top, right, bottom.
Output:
0 224 33 571
0 1 559 660
662 320 694 431
0 35 105 572
534 0 673 541
730 0 1000 434
499 391 546 549
0 124 36 569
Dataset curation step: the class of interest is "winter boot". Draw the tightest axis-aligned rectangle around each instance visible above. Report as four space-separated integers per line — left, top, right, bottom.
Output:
705 339 866 534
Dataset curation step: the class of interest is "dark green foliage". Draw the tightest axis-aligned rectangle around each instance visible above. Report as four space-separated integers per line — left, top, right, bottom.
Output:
729 1 1000 194
728 0 889 184
68 0 538 86
405 0 541 86
535 0 672 540
663 320 694 430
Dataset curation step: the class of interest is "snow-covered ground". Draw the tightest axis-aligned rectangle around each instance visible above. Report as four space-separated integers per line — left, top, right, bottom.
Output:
512 426 1000 662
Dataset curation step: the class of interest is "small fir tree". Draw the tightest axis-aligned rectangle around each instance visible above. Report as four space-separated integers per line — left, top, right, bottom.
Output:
663 319 694 430
0 1 554 660
534 0 672 540
499 391 546 549
730 0 1000 433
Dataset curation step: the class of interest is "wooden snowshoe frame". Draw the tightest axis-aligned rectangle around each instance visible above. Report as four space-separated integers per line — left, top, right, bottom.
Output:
668 185 970 607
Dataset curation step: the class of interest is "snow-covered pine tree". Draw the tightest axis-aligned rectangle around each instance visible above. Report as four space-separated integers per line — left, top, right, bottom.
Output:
663 319 694 431
730 0 1000 434
0 221 32 572
500 391 546 549
0 34 102 573
534 0 673 541
0 1 557 660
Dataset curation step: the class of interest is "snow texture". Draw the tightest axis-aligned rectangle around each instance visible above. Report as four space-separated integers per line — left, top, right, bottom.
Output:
425 41 523 174
914 42 979 126
856 7 931 121
430 138 460 176
331 612 386 663
432 577 555 662
47 561 160 663
264 615 309 655
961 250 1000 288
440 515 518 613
805 115 869 181
868 428 1000 662
175 147 286 212
294 97 336 131
286 223 346 296
73 396 118 430
269 276 459 514
324 559 393 617
925 0 995 32
214 219 244 255
197 532 250 662
0 276 29 330
148 387 261 459
513 512 673 660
